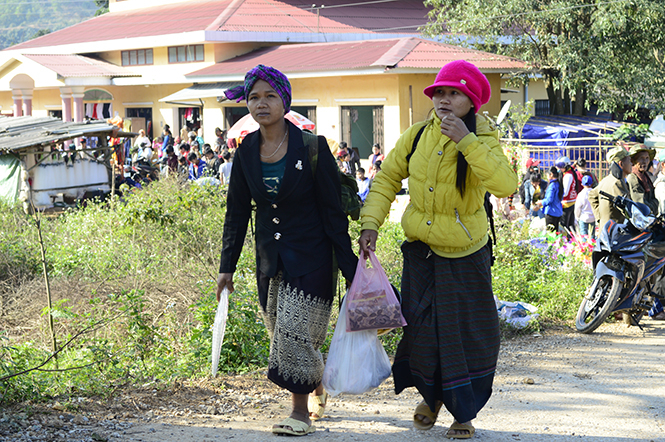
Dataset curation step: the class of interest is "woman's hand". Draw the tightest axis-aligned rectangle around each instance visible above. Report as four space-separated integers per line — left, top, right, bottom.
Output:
359 229 378 259
440 114 470 143
216 273 234 301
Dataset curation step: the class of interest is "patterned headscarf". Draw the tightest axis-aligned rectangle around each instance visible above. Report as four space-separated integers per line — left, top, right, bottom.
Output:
224 64 291 114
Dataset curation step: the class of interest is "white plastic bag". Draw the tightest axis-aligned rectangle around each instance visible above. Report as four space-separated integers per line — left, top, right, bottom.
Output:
322 294 392 396
211 288 229 377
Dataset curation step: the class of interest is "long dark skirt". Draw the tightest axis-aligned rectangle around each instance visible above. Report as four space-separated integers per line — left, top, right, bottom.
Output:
393 240 500 424
257 256 334 395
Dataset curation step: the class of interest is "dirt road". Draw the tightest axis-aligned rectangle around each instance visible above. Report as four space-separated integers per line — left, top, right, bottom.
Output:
4 321 665 442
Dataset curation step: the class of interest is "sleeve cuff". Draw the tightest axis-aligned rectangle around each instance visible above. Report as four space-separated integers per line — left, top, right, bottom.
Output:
456 132 478 154
360 221 380 232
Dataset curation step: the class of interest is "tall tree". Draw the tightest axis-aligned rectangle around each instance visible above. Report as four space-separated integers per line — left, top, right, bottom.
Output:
422 0 665 116
94 0 109 16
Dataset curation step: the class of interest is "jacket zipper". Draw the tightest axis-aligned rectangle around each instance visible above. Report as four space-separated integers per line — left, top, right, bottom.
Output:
455 208 473 240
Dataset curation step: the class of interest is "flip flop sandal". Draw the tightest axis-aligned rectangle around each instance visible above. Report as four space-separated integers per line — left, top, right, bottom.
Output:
445 422 475 439
413 400 443 431
308 391 328 421
272 417 316 436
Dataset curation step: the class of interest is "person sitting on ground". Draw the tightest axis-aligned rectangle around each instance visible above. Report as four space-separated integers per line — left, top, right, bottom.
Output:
165 145 178 175
179 143 191 160
134 129 150 152
187 152 207 180
370 160 382 187
368 143 385 179
337 150 352 175
356 167 370 202
204 146 222 177
626 144 658 215
538 167 563 232
347 145 361 175
574 175 596 240
177 155 188 178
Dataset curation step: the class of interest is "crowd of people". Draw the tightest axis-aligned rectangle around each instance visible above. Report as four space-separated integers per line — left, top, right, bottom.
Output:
517 144 665 322
129 125 235 184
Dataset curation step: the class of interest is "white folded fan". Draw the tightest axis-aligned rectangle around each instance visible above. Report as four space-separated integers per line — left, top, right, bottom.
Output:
211 288 229 377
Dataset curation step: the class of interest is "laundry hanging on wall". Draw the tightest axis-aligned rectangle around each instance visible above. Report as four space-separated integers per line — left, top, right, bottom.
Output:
85 103 113 120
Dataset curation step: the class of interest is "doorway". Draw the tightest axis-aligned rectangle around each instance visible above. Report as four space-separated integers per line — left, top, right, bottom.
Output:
125 107 153 139
224 107 249 129
179 107 202 135
340 106 383 159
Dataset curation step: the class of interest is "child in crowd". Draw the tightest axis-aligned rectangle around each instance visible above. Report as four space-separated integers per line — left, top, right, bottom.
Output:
575 175 596 240
338 150 352 174
220 151 233 185
356 167 370 202
187 152 207 180
177 156 188 178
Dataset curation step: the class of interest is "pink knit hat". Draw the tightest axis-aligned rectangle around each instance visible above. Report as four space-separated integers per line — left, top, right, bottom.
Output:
423 60 491 114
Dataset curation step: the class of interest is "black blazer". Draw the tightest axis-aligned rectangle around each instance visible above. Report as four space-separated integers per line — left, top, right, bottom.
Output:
219 121 357 281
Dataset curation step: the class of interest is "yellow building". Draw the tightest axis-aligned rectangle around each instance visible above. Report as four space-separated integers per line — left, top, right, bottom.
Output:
0 0 527 158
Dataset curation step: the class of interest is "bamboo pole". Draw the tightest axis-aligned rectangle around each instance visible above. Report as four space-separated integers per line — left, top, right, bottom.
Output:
33 208 58 364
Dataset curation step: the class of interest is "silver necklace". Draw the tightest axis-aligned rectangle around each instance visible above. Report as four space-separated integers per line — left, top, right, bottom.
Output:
260 129 288 159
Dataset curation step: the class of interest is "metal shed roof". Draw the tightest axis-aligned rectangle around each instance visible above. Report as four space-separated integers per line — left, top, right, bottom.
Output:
0 116 129 154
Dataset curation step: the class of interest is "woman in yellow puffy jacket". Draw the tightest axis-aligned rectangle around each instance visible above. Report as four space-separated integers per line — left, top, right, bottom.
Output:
359 60 517 439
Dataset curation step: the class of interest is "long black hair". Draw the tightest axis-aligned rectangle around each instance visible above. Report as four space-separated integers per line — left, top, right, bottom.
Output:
549 166 563 201
454 109 476 198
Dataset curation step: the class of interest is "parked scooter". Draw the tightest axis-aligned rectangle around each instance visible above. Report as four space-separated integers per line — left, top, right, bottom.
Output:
576 191 665 333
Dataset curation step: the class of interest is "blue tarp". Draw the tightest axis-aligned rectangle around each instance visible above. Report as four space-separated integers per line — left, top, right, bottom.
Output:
520 115 622 170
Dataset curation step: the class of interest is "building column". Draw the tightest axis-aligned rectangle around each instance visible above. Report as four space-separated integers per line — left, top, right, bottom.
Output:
21 90 33 116
12 93 23 117
60 91 72 122
72 93 84 123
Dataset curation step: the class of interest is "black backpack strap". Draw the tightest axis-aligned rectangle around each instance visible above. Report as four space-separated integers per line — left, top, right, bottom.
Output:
303 131 319 175
406 124 427 162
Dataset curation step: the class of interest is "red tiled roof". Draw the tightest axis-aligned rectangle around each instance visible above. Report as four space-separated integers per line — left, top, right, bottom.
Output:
23 54 138 78
7 0 372 51
10 1 233 50
398 40 526 70
187 38 526 77
212 0 372 33
281 0 430 34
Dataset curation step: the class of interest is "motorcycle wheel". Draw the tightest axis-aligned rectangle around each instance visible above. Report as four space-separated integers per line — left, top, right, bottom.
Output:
575 274 622 334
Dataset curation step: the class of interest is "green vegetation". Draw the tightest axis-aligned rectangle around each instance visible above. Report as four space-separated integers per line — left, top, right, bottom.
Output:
0 0 99 50
0 178 590 406
424 0 665 116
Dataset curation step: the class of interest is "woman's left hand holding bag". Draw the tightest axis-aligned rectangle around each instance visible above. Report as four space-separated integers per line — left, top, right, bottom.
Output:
359 229 378 259
216 273 234 301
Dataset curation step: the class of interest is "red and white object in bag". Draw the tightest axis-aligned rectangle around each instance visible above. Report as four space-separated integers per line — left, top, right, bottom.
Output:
346 250 407 332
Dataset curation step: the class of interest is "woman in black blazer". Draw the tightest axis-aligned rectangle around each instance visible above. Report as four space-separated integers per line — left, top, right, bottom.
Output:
217 65 357 436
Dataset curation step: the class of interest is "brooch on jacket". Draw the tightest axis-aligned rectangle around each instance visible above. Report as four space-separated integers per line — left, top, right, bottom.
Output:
295 160 303 170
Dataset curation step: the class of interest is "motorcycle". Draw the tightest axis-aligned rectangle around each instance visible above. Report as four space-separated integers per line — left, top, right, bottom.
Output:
131 157 160 183
575 191 665 333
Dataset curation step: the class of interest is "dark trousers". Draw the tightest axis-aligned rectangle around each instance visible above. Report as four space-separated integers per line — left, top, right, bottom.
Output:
562 205 576 232
545 215 561 232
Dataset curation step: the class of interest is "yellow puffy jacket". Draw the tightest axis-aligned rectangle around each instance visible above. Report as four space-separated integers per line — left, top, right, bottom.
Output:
360 114 518 258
